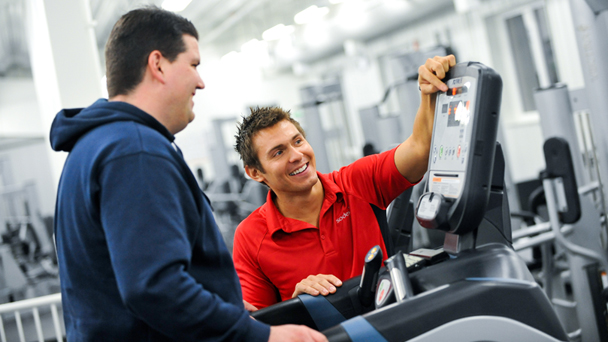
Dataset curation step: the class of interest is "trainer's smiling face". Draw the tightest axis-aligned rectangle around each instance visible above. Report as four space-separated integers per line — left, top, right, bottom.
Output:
245 120 319 196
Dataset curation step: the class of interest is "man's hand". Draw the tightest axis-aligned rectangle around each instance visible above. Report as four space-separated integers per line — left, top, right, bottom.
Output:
269 325 328 342
395 55 456 182
292 274 343 298
418 55 456 95
244 300 258 312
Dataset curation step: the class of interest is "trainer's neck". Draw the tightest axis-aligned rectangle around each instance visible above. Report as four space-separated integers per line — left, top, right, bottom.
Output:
274 179 324 228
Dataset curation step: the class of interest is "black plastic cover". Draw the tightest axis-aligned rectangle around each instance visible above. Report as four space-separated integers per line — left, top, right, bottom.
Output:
421 62 503 235
323 245 566 341
251 275 374 327
542 137 581 224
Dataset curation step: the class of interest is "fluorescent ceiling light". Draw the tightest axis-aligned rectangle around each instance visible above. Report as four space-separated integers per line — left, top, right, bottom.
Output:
161 0 192 12
275 38 297 60
329 0 345 3
241 39 271 67
303 22 330 47
384 0 408 10
241 39 268 52
336 1 367 30
294 5 330 25
262 24 295 41
221 51 241 63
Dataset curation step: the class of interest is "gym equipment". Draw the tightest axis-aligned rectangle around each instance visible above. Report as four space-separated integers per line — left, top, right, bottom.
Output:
512 137 608 341
0 181 58 303
517 82 608 341
568 0 608 203
300 80 354 173
254 62 569 341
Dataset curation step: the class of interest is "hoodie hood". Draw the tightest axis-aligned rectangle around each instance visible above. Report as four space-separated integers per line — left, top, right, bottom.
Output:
50 99 174 152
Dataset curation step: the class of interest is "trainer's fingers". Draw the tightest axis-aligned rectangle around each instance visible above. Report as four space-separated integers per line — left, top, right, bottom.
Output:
418 65 446 93
446 54 456 67
426 57 448 80
313 274 343 295
419 55 456 94
433 54 456 75
292 280 320 298
323 274 343 287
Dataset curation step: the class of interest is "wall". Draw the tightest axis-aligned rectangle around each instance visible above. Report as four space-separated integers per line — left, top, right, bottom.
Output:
0 77 56 217
0 141 56 217
0 0 590 213
0 77 44 136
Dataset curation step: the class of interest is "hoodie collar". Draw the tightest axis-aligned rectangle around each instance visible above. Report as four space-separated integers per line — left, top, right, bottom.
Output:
50 99 174 152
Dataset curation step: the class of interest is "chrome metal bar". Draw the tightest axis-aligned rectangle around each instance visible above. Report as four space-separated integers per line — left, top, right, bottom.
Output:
0 293 61 314
51 303 63 342
0 315 6 342
512 222 551 239
15 311 24 342
33 307 43 342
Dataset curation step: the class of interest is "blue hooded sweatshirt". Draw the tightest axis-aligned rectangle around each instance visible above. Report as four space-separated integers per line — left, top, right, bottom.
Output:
50 99 270 342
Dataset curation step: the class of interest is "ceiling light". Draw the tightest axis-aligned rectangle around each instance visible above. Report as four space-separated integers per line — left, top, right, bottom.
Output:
303 23 331 47
262 24 295 41
241 39 268 52
329 0 346 3
336 1 368 31
221 51 241 64
241 39 271 67
275 38 297 60
294 5 330 25
161 0 192 12
384 0 409 10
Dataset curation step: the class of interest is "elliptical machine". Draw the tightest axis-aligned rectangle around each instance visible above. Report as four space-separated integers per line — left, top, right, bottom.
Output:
253 62 569 341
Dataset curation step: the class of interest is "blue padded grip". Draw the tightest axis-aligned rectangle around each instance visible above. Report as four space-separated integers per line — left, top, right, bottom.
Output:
341 316 388 342
298 294 346 331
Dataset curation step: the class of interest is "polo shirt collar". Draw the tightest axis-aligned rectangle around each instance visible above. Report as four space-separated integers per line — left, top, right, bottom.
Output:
261 172 344 235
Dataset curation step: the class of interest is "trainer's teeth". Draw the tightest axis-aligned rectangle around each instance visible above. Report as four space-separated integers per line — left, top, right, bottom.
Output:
290 164 307 176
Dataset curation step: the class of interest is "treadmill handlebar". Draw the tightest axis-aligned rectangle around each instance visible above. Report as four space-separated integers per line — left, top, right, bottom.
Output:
358 245 383 307
385 251 413 302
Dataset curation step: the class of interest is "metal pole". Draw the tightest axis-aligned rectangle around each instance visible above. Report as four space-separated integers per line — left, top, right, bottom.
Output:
568 0 608 207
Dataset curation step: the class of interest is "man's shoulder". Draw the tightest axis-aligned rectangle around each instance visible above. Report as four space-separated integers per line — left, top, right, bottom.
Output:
234 206 269 247
83 121 172 158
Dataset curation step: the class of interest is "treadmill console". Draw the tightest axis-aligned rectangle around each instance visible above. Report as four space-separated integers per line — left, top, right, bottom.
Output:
416 62 502 235
430 77 476 198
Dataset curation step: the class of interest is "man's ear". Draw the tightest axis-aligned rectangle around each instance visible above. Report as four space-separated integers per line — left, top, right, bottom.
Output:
148 50 165 84
245 165 266 184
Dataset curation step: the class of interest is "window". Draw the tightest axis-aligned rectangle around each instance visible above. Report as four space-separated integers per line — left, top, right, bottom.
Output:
505 5 559 112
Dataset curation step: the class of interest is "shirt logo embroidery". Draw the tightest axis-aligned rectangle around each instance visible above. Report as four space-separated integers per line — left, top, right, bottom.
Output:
336 211 350 223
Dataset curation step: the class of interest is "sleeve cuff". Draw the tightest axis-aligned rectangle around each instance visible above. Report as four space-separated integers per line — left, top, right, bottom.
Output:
244 316 271 342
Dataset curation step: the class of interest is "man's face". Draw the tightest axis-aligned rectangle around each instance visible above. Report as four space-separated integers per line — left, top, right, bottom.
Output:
246 120 319 195
164 34 205 134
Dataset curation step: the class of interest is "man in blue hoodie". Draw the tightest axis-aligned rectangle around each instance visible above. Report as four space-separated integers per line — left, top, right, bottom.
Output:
50 7 326 342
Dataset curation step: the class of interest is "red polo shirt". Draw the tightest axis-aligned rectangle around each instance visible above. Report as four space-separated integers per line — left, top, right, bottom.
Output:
233 147 414 309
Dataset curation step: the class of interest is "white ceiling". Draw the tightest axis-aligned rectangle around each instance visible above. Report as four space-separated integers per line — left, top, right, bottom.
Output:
0 0 456 76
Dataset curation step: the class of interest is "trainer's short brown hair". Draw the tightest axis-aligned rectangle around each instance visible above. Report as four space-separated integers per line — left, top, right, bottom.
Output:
234 107 305 172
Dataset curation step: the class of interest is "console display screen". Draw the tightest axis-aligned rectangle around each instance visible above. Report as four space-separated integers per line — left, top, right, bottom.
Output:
428 76 476 198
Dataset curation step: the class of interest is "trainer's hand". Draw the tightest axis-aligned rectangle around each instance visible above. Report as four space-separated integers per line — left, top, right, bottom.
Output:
244 300 258 312
418 55 456 95
269 325 328 342
292 274 343 298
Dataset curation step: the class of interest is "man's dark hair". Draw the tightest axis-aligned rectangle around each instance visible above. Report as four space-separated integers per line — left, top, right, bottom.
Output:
105 6 198 97
234 106 306 172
